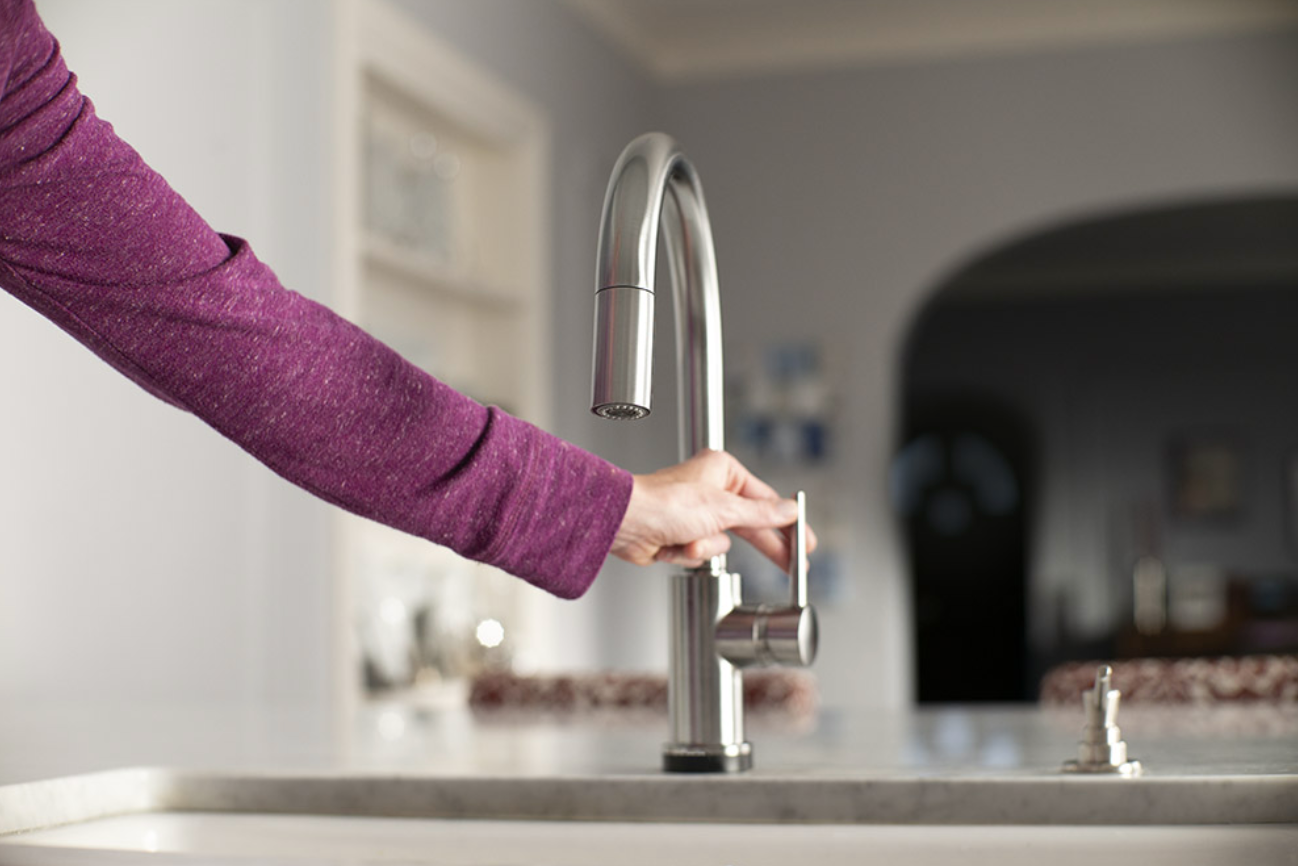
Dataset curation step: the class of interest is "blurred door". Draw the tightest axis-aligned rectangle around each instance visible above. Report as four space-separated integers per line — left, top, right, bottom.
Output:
893 400 1031 702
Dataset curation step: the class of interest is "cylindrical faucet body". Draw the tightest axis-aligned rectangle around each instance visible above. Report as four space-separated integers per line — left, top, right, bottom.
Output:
666 566 751 772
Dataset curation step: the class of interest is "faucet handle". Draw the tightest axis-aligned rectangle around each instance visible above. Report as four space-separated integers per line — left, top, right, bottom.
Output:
771 490 817 667
789 490 809 609
716 491 819 668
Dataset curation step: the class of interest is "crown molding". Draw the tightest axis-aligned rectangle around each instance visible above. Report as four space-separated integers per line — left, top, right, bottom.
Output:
562 0 1298 82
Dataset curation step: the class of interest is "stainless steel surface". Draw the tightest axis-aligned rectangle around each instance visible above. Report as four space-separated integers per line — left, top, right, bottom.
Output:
592 286 654 419
715 605 818 667
717 491 819 668
791 490 809 609
1062 666 1142 776
590 131 724 458
666 565 749 770
589 133 816 772
760 606 818 667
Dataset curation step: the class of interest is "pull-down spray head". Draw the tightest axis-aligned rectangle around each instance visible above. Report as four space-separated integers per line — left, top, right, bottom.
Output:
590 133 723 459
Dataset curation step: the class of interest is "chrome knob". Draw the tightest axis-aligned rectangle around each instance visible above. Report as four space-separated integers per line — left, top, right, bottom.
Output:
717 491 819 668
1062 665 1142 776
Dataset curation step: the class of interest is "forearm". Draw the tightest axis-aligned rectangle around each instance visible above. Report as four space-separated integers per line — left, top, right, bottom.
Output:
0 0 632 597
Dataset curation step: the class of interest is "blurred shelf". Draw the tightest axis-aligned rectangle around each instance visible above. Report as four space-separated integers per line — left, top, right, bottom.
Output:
361 231 521 308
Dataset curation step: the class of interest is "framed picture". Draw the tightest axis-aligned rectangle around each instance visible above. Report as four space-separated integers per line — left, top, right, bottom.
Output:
1168 435 1243 520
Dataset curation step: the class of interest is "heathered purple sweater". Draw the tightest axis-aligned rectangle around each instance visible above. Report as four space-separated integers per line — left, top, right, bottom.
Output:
0 0 632 599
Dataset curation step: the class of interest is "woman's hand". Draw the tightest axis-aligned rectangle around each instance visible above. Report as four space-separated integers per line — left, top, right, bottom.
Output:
611 449 816 571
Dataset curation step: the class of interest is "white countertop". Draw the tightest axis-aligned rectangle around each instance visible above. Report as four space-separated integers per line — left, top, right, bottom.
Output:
3 699 1297 782
0 699 1293 851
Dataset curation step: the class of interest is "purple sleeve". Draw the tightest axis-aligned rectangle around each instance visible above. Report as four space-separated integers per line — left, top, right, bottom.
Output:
0 0 632 599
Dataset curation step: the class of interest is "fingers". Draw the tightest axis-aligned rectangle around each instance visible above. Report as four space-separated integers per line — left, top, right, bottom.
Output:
731 525 788 571
717 489 799 532
712 452 821 572
665 522 819 573
733 522 818 574
611 449 820 575
677 452 820 572
654 532 732 568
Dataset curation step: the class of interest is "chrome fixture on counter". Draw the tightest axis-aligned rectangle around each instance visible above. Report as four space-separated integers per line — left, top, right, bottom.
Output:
1062 665 1142 776
591 132 818 773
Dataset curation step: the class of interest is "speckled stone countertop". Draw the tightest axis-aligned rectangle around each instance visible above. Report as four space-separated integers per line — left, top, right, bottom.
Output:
1 700 1296 835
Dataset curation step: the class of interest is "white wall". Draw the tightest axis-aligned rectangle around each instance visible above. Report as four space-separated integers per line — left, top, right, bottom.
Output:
385 0 670 672
0 0 334 708
664 28 1298 706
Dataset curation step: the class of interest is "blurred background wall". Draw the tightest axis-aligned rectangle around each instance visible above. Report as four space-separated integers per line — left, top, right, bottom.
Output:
3 0 1296 712
0 0 338 708
654 26 1298 704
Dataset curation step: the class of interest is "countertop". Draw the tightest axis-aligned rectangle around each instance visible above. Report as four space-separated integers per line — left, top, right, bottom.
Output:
2 698 1297 833
2 699 1296 781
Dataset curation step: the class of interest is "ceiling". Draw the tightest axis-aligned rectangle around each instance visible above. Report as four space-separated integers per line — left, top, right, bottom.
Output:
561 0 1298 82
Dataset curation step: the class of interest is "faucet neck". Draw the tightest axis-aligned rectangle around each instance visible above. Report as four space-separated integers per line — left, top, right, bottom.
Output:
592 132 725 461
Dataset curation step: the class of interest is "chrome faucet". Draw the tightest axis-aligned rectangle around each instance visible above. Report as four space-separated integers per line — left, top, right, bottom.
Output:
591 132 818 773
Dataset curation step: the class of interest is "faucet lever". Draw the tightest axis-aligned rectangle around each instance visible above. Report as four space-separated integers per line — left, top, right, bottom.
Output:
790 490 809 609
717 491 819 669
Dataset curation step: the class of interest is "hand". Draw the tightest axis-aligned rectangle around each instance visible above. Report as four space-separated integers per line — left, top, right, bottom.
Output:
611 449 817 571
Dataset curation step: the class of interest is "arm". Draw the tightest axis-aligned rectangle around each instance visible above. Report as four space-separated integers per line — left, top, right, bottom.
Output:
0 0 630 599
0 1 808 597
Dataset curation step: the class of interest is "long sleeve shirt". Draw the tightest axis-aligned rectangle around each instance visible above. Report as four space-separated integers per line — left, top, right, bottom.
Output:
0 0 632 599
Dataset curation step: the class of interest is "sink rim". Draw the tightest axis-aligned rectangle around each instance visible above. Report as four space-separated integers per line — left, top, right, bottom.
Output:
6 810 1298 866
3 766 1297 838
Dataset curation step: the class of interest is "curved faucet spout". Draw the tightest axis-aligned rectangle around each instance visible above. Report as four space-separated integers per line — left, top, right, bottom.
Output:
591 133 792 774
590 132 724 461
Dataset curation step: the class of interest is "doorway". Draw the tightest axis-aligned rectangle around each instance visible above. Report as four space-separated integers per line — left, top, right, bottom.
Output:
894 397 1032 702
896 194 1298 703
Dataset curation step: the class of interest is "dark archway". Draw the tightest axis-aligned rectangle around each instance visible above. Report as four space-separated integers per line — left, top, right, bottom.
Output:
898 194 1298 703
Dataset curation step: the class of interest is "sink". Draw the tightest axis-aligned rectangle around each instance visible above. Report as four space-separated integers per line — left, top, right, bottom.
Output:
3 706 1295 864
2 768 1295 865
5 811 1297 865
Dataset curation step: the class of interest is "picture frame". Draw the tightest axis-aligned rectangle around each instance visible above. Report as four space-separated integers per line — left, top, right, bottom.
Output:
1168 435 1243 520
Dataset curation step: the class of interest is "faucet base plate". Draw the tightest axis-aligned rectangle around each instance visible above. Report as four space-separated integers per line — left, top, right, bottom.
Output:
662 743 753 774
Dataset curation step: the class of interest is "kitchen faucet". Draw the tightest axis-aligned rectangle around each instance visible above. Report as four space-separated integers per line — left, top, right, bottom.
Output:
591 132 818 772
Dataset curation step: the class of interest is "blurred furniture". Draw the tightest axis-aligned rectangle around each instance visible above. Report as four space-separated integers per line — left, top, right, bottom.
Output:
1116 574 1298 659
1039 654 1298 706
469 670 817 716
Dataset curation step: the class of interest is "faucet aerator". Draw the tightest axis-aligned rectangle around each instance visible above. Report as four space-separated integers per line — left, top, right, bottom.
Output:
594 403 649 421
